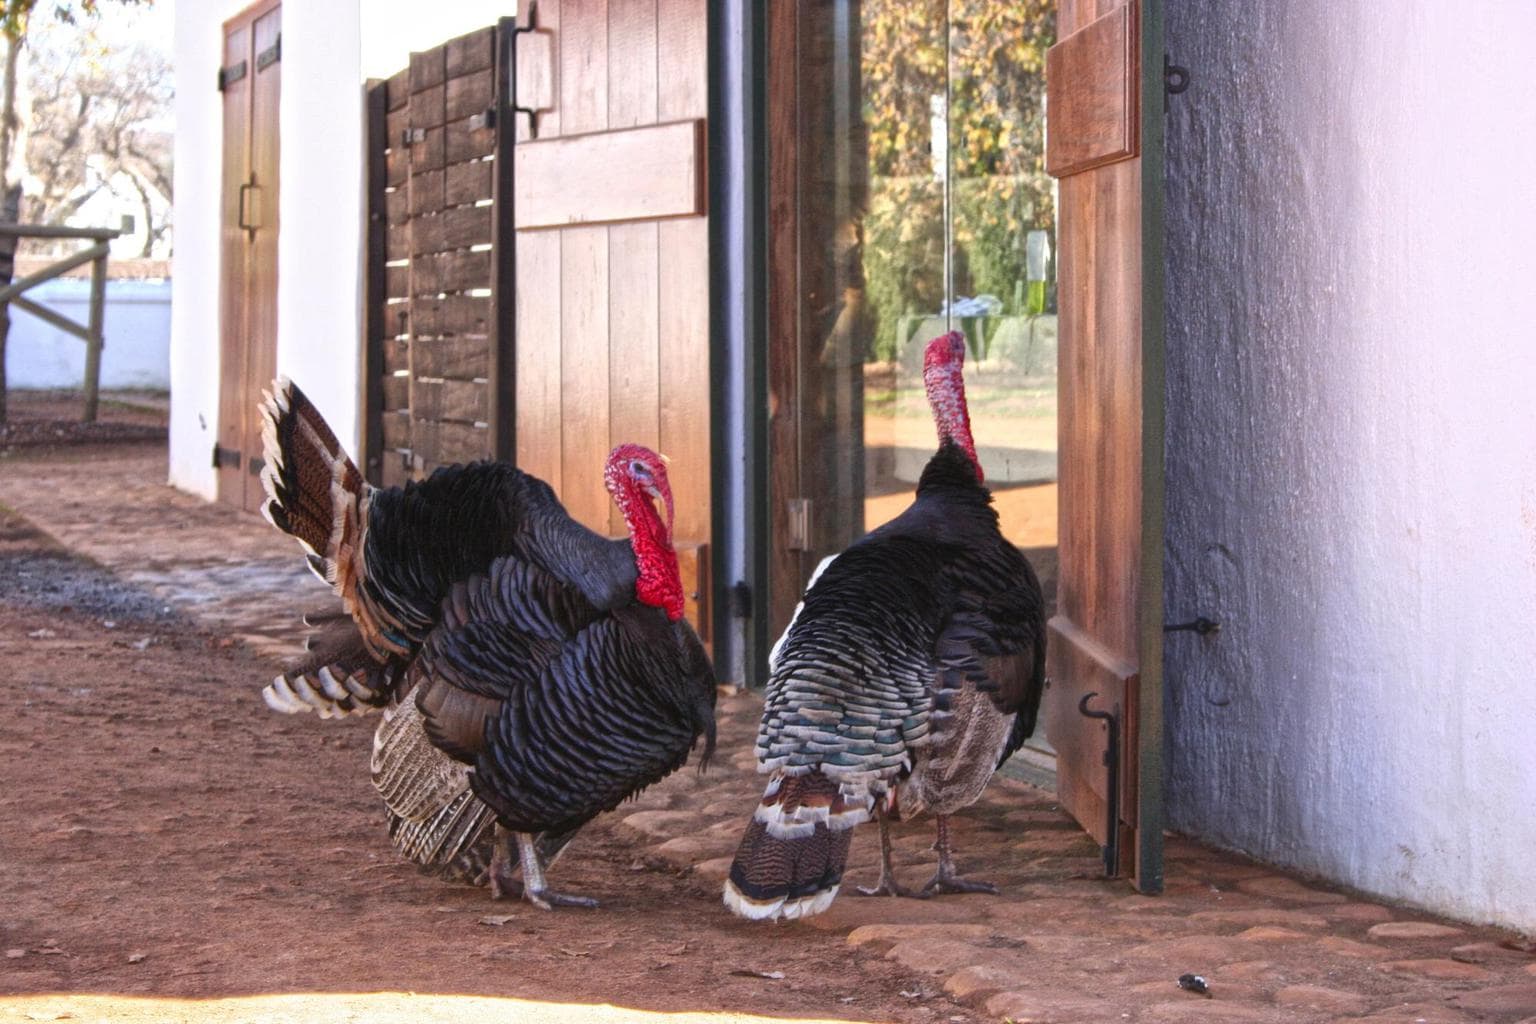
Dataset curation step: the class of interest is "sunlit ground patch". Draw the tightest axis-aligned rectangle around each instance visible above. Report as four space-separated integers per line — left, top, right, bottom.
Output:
1 993 885 1024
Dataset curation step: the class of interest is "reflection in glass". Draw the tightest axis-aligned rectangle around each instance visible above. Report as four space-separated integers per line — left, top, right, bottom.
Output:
794 1 1058 563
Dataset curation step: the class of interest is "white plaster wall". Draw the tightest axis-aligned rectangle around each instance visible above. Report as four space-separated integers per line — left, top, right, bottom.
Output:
1164 1 1536 930
169 2 364 498
7 280 171 389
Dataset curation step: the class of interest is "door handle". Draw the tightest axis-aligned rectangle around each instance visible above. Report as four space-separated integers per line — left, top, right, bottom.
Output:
238 180 259 236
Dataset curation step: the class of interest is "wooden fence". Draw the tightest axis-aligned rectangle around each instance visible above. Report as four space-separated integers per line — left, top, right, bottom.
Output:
0 202 121 423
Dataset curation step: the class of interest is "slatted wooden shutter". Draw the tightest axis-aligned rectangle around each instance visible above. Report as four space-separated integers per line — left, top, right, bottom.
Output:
365 27 503 487
364 4 712 638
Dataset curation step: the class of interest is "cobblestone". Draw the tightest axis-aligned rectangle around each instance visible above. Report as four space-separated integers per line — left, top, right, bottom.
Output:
1274 983 1371 1014
1368 921 1468 940
1383 958 1494 981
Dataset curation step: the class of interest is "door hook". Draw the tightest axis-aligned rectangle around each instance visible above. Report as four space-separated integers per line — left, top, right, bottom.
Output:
1077 692 1121 877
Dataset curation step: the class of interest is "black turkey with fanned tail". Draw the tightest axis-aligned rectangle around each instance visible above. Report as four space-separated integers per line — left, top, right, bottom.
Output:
256 378 716 908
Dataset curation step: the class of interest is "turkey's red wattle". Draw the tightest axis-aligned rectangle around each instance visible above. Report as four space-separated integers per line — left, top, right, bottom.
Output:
606 454 685 622
922 331 982 483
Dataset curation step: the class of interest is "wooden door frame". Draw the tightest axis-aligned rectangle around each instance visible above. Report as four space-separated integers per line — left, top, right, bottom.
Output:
1133 0 1167 894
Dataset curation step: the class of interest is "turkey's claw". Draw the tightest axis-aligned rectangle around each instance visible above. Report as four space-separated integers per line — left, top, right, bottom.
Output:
488 827 522 900
525 887 600 911
919 871 998 897
856 876 927 899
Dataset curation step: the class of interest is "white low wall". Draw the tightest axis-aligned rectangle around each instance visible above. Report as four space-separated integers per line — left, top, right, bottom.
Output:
6 279 171 390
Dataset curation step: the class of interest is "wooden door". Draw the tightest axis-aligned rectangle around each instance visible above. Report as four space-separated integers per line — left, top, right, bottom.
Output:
510 0 712 636
217 0 281 513
1042 0 1165 892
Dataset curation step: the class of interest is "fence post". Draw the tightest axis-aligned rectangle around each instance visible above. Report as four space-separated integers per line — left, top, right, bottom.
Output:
0 185 19 424
82 247 107 423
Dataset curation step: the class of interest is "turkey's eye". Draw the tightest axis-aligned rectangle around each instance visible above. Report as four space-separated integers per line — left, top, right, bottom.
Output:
630 460 651 480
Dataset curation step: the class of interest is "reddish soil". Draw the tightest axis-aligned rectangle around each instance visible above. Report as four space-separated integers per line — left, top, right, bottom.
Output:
0 486 957 1024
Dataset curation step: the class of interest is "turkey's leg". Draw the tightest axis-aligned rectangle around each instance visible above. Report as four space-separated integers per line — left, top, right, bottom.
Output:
920 814 998 896
856 802 923 899
517 831 598 910
487 824 522 900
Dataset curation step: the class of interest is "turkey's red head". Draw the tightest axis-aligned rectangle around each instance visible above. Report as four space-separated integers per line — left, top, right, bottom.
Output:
922 330 982 482
605 443 684 621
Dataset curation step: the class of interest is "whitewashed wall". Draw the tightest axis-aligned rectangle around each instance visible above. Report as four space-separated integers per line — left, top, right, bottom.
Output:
1164 1 1536 931
169 3 517 500
169 3 364 498
6 279 171 389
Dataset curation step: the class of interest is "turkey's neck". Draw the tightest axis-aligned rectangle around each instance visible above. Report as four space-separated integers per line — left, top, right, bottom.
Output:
615 484 684 621
924 362 982 483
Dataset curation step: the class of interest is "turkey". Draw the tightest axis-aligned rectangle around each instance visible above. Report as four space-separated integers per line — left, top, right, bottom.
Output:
256 378 717 908
723 330 1045 921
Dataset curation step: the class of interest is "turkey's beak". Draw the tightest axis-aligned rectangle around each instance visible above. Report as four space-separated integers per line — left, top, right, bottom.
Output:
645 485 674 541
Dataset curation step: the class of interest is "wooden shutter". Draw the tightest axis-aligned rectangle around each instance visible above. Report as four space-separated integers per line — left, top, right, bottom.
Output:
218 0 280 514
1042 0 1165 892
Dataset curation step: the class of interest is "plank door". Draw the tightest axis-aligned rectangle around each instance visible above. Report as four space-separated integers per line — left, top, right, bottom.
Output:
1042 0 1165 892
510 0 712 638
217 0 281 513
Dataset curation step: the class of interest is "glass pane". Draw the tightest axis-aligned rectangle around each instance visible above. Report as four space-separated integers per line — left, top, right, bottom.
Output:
788 0 1058 624
945 2 1058 557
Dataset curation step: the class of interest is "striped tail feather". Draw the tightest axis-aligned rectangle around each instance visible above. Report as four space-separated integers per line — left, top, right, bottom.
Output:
371 697 496 875
258 377 362 576
722 771 871 921
261 610 401 718
258 377 409 659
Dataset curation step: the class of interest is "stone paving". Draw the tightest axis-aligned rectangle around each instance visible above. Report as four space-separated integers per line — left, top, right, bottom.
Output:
4 443 1535 1023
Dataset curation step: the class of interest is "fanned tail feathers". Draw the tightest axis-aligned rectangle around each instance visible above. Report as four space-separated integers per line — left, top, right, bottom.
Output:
371 698 495 874
258 377 411 660
261 610 400 717
722 772 870 921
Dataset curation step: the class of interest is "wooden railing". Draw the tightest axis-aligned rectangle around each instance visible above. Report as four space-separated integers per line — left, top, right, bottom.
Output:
0 221 122 423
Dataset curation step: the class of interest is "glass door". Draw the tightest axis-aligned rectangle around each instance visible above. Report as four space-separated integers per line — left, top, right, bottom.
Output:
768 2 1059 778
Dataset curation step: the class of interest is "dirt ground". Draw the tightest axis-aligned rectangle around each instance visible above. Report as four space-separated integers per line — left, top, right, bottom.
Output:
4 397 1535 1024
0 400 970 1024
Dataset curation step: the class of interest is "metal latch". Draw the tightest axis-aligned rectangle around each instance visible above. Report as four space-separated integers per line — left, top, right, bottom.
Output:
786 498 811 552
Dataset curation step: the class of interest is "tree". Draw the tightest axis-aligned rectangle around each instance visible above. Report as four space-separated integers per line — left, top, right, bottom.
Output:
24 31 172 255
0 0 152 207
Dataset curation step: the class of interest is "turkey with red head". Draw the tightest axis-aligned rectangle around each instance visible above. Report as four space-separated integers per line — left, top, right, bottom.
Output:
256 379 716 908
723 331 1045 921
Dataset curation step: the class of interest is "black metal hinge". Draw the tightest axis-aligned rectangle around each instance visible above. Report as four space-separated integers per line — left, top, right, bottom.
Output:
257 35 282 72
217 60 248 92
1164 54 1190 112
211 443 241 470
1164 616 1220 635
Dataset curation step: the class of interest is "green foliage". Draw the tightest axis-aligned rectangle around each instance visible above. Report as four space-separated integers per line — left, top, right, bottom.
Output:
859 0 1056 364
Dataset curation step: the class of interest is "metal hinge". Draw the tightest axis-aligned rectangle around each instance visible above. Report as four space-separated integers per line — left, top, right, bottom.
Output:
217 60 248 92
256 35 282 72
468 107 496 132
400 127 426 147
1164 54 1190 112
786 498 811 552
211 442 241 470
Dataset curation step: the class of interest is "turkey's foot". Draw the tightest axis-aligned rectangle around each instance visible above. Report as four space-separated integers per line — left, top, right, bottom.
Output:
856 875 925 899
524 887 600 911
919 870 998 896
516 830 597 910
920 813 999 897
856 801 925 898
488 825 523 900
